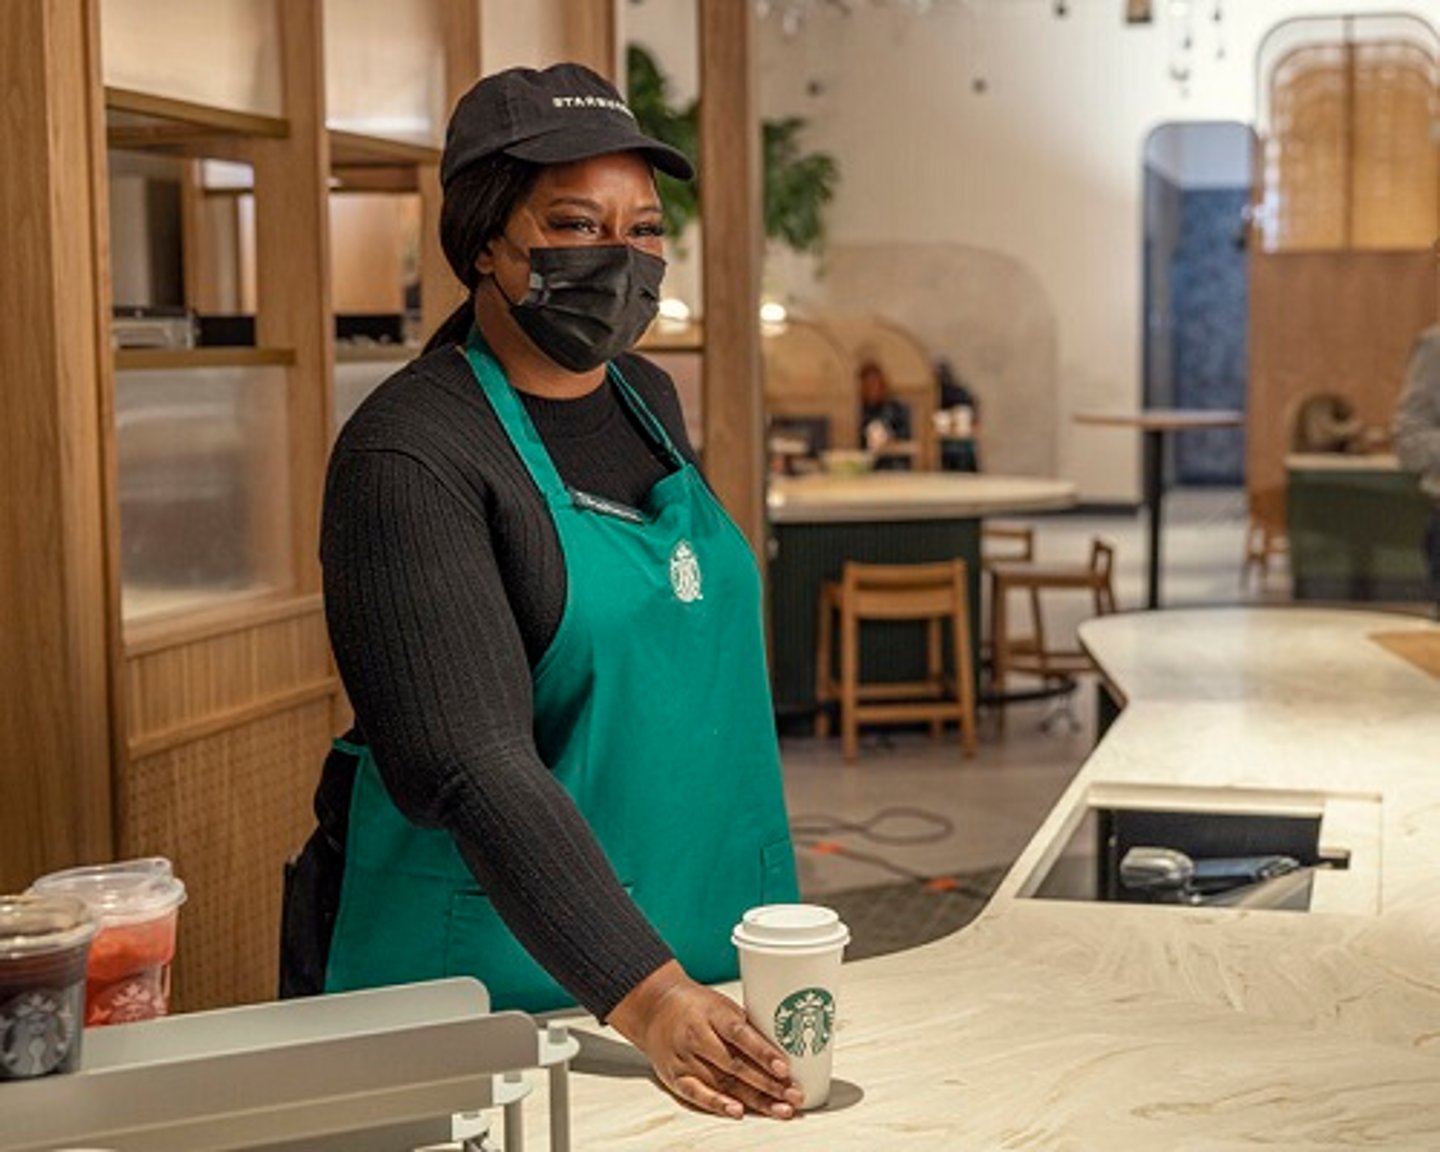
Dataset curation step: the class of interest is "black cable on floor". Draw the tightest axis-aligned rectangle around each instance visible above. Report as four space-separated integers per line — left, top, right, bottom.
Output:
788 805 954 846
789 806 996 897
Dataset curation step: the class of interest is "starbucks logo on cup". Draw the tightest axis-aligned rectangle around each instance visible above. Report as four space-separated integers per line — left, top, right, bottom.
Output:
773 987 835 1057
0 990 77 1077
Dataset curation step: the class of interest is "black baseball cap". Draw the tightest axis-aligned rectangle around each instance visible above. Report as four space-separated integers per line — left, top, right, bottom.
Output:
441 63 694 188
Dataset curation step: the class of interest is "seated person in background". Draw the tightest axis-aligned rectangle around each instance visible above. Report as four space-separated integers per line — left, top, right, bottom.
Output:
858 360 913 470
1393 324 1440 616
935 357 980 472
1291 392 1367 454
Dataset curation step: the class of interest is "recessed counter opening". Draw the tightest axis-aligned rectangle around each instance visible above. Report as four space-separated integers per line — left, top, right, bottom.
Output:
1019 784 1382 916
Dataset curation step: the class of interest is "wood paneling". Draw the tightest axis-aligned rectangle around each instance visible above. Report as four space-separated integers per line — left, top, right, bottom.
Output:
562 0 618 81
329 194 407 315
121 596 336 1009
1247 251 1438 534
762 315 939 468
124 597 332 740
699 0 766 558
124 699 332 1010
0 0 117 890
252 0 333 593
1265 42 1438 252
417 0 485 349
763 318 856 451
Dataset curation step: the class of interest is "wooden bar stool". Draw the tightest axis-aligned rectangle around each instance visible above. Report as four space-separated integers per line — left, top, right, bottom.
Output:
988 537 1118 704
814 559 978 762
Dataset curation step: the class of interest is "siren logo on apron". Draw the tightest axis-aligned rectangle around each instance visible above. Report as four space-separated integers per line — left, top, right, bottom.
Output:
669 540 703 603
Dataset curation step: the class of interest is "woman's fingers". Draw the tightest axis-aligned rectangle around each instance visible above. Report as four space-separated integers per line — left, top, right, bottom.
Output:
610 963 802 1118
692 1031 802 1107
698 1055 798 1118
720 1011 795 1082
670 1072 744 1119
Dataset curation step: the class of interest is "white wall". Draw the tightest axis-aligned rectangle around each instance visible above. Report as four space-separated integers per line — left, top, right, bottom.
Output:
1146 121 1254 190
102 0 282 115
482 1 569 74
325 0 447 144
756 0 1436 500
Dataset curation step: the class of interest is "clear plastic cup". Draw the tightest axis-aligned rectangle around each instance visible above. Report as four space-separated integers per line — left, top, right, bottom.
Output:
30 859 186 1026
0 893 98 1079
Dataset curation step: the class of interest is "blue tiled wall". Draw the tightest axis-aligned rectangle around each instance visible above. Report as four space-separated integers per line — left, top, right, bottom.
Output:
1171 187 1249 485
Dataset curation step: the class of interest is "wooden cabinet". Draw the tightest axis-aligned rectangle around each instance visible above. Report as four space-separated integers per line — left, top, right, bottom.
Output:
0 0 473 1012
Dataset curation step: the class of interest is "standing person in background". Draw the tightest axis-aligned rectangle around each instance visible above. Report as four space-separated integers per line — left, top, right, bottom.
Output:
858 360 913 470
1393 323 1440 617
281 63 802 1121
935 358 980 472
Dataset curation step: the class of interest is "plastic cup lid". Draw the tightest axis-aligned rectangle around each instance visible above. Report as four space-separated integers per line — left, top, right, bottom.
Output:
732 904 849 951
29 858 186 925
0 894 99 958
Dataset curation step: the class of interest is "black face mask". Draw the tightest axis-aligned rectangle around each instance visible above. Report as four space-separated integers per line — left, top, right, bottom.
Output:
496 240 666 373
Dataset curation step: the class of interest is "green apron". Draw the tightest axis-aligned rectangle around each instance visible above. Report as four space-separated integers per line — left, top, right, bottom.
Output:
323 333 798 1012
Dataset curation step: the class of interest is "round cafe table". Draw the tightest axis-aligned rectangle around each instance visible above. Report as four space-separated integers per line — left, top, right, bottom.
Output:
1074 409 1243 609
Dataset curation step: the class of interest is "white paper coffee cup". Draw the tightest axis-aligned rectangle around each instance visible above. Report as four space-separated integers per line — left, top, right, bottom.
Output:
732 904 849 1109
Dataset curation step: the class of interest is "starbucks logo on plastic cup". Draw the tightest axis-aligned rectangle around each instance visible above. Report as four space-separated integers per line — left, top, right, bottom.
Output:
773 987 834 1057
0 990 77 1077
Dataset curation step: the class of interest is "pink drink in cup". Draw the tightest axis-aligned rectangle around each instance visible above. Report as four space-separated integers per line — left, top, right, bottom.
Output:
30 859 186 1026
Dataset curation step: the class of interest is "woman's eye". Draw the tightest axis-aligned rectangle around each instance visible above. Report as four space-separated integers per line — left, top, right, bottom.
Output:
551 217 600 234
632 223 666 239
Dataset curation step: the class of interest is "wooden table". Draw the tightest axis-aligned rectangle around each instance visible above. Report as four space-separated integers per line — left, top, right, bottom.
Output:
765 472 1076 719
1075 410 1244 608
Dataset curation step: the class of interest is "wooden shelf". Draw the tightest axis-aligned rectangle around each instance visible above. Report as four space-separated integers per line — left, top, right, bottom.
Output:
114 347 296 371
106 87 288 159
328 129 441 193
328 130 439 168
335 342 416 364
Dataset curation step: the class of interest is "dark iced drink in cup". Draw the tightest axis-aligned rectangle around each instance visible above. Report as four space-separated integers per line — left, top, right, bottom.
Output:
0 893 97 1080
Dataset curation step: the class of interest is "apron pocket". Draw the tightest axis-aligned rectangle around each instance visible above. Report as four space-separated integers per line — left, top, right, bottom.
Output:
760 838 799 905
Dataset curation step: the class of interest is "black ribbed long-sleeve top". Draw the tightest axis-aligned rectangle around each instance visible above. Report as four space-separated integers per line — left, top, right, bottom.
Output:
320 343 700 1019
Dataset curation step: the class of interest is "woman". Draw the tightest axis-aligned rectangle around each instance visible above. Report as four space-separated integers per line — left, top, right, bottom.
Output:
281 63 802 1121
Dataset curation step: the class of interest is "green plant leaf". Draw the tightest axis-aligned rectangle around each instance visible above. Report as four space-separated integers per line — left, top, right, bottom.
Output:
626 44 839 256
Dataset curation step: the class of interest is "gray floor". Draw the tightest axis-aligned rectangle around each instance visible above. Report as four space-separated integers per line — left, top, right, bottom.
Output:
779 488 1287 950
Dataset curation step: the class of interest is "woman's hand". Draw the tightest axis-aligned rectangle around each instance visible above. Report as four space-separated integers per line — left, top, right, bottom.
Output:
607 960 804 1120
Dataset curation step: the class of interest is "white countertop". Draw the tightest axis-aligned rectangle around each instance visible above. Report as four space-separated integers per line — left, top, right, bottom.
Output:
767 472 1077 524
533 608 1440 1148
1286 452 1402 473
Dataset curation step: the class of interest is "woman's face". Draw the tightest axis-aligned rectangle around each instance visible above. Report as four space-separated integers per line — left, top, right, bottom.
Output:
478 151 665 298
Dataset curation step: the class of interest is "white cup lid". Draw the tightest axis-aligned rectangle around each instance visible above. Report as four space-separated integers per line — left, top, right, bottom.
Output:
732 904 849 951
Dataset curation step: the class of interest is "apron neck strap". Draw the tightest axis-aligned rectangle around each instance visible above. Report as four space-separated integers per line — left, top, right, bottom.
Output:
463 328 687 501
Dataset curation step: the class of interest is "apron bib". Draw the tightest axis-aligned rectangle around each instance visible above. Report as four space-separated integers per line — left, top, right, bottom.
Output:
324 334 798 1012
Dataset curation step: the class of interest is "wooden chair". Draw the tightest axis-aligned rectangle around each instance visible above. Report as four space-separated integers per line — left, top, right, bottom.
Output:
988 537 1119 702
1242 516 1288 585
981 524 1035 566
814 560 978 762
